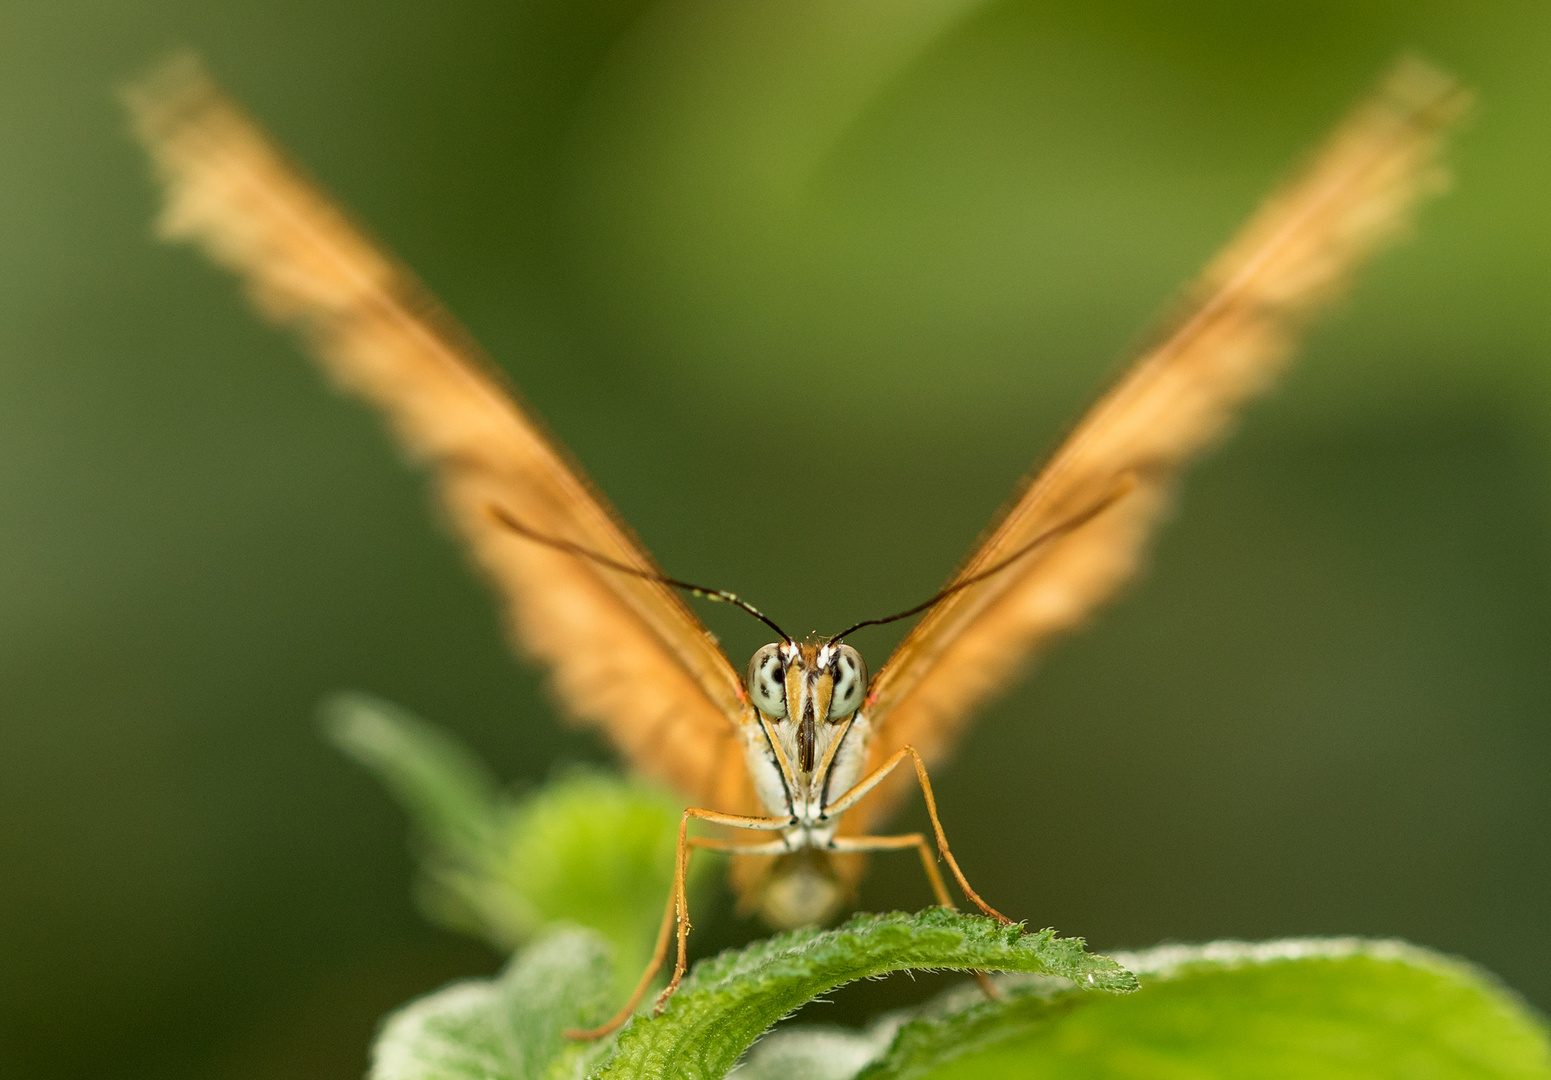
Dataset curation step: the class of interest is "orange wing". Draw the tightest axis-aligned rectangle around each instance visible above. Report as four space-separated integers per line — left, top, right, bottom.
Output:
125 56 756 815
850 57 1469 833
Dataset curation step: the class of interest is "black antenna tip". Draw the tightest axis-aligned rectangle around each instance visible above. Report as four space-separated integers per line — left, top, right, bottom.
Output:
488 503 792 644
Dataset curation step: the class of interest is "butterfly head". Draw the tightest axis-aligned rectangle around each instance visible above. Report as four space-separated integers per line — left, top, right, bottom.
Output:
747 639 867 773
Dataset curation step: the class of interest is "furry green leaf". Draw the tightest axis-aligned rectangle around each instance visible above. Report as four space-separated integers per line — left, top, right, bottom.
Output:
593 909 1134 1080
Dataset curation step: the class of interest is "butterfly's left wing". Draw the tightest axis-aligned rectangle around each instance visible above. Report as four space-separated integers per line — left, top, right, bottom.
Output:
848 57 1469 836
125 57 758 815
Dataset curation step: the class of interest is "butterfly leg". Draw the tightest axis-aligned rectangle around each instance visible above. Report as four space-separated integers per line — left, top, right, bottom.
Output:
565 806 790 1041
829 831 953 907
825 745 1012 925
826 748 1011 1000
829 831 1004 1001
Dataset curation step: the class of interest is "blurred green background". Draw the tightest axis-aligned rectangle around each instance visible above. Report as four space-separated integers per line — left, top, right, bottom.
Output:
2 2 1548 1078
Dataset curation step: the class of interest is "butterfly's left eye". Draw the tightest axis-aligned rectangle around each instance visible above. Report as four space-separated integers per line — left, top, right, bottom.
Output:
747 643 788 718
828 644 867 719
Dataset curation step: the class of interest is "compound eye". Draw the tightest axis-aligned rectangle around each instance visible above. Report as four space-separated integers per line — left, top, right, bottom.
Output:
828 644 867 719
747 643 788 718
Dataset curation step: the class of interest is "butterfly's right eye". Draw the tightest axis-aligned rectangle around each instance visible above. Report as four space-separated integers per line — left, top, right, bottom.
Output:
747 643 788 718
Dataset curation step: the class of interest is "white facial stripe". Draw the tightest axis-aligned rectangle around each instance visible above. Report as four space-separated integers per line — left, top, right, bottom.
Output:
744 716 794 818
821 713 871 811
812 713 853 784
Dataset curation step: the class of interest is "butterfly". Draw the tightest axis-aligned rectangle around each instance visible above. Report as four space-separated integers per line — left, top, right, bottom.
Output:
125 54 1466 1037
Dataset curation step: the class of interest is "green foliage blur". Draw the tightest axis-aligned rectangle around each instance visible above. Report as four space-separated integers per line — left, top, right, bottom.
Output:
1 3 1548 1079
324 695 709 1002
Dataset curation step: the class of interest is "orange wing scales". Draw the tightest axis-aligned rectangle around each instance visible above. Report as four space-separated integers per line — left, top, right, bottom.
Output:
851 57 1469 834
125 56 756 813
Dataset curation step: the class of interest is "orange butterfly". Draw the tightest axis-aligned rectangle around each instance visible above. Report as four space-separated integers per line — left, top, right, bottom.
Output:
125 54 1466 1038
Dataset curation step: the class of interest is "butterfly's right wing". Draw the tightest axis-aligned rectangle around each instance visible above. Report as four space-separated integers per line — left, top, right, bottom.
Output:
125 57 758 815
850 58 1469 835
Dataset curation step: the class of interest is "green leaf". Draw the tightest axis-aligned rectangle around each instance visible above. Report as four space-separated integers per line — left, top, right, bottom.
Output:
591 909 1135 1080
370 928 616 1080
854 938 1551 1079
324 692 532 946
490 768 707 999
324 692 501 870
728 1024 902 1080
323 694 706 999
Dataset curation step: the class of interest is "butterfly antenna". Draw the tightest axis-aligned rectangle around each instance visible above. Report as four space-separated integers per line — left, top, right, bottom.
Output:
487 505 792 642
828 473 1140 644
